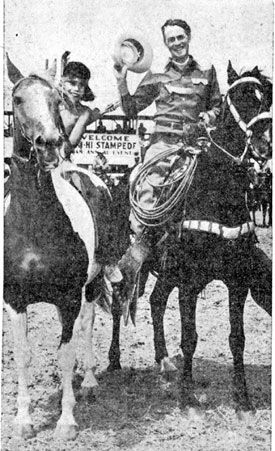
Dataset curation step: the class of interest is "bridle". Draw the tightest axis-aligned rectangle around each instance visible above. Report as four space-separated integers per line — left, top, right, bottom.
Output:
12 75 68 164
206 76 272 165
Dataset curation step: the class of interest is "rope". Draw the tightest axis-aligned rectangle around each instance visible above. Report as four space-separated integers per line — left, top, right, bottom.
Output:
129 144 199 227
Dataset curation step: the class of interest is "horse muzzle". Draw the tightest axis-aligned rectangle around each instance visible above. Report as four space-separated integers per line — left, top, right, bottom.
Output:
34 135 64 171
35 147 61 171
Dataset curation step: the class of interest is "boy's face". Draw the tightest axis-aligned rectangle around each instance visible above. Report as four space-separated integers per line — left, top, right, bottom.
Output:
62 76 86 103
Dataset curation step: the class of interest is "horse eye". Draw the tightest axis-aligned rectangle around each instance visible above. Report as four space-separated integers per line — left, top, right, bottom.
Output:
13 96 23 106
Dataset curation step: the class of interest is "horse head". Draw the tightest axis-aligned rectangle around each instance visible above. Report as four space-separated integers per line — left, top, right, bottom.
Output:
7 54 65 171
222 61 272 164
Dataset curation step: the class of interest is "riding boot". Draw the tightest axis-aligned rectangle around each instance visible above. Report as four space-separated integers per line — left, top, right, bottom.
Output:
112 234 151 325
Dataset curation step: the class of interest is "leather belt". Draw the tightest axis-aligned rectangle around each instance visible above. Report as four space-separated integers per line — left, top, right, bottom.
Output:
156 120 183 130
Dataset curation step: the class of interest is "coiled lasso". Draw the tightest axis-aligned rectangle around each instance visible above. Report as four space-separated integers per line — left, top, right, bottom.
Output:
129 139 208 228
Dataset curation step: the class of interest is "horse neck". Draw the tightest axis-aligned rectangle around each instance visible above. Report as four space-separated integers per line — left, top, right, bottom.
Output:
216 106 246 150
9 156 56 214
185 142 251 227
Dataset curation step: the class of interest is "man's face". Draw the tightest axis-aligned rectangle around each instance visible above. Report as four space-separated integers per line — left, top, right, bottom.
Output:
163 25 190 61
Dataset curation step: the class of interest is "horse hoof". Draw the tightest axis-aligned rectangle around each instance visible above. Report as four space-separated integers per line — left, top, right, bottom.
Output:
236 407 256 422
160 357 177 373
81 387 97 403
183 406 205 421
53 424 78 441
13 422 36 440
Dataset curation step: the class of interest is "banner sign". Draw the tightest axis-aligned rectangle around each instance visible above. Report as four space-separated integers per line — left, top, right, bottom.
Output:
72 133 140 166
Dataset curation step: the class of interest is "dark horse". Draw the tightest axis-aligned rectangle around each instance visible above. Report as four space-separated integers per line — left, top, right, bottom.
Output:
108 61 272 415
247 165 272 227
4 56 112 440
257 168 272 227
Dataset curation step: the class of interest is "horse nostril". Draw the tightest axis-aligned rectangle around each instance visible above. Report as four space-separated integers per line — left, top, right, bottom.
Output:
35 136 45 147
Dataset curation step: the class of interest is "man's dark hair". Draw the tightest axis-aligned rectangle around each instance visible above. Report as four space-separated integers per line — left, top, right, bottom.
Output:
161 19 191 40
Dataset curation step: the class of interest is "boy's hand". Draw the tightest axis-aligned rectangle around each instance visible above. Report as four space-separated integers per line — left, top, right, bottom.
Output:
92 108 101 121
83 107 101 124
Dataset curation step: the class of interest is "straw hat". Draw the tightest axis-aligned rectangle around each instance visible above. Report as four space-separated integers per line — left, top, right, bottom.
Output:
112 31 153 73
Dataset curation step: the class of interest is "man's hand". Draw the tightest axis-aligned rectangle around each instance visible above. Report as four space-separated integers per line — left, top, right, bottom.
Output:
199 112 211 126
113 63 128 84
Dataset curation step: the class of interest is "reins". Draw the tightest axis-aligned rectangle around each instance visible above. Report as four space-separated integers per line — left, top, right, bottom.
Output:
205 77 271 165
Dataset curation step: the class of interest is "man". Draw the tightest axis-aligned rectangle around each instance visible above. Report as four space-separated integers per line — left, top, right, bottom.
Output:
138 122 147 139
113 19 222 309
96 119 107 133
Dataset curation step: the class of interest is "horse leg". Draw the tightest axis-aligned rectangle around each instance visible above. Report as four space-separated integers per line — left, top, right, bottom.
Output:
268 200 272 227
108 295 122 371
249 246 272 316
150 276 177 372
74 291 98 396
227 282 254 413
73 274 108 391
4 302 35 439
54 301 81 440
252 208 257 226
262 201 267 227
178 284 201 410
107 262 151 371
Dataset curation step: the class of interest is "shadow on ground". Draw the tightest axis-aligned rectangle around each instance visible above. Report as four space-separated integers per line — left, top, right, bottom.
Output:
37 356 270 440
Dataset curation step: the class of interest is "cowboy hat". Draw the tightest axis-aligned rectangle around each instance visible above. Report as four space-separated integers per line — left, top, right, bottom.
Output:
112 31 153 73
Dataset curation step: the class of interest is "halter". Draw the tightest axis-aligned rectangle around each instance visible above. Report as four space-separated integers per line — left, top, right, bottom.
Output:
207 76 270 165
12 75 67 164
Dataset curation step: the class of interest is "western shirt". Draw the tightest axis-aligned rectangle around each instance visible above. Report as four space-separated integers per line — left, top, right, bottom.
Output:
119 56 222 129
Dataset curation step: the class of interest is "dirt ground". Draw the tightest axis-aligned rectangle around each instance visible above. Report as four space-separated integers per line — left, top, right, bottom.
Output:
1 218 272 451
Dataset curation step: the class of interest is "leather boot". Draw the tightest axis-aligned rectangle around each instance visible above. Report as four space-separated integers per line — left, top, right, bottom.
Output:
112 235 151 325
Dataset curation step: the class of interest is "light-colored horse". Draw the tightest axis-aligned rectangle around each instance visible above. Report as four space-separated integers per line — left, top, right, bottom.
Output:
4 54 110 440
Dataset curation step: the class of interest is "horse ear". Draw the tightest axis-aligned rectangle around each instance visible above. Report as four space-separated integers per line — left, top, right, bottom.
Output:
251 65 260 78
47 58 57 81
6 52 24 84
61 51 71 75
227 60 239 85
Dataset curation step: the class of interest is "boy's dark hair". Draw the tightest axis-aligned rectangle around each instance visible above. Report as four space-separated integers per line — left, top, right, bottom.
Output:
161 19 191 40
63 61 95 101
